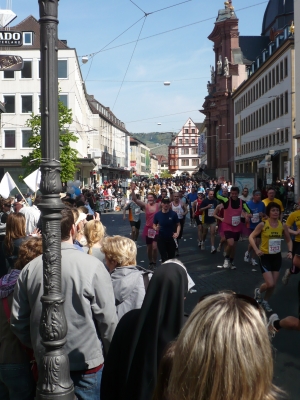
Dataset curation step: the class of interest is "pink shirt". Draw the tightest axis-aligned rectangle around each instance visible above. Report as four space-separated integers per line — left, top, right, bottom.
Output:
146 203 160 227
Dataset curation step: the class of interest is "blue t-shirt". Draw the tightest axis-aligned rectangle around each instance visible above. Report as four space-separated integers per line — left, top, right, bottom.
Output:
246 200 266 230
187 192 197 204
153 210 179 239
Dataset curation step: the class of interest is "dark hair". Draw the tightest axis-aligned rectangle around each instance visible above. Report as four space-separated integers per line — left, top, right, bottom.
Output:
4 213 26 256
61 208 75 241
265 201 281 217
230 186 240 194
267 187 275 193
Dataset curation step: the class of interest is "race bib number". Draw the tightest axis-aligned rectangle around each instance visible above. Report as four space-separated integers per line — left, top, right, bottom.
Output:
199 215 202 222
269 239 281 254
148 229 156 239
135 208 141 215
208 208 214 217
232 216 241 226
251 213 260 223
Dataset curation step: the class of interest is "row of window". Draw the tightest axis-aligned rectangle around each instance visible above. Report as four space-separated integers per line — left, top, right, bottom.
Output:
177 138 196 144
236 128 289 156
236 91 289 137
169 158 199 166
2 60 68 80
183 129 196 134
3 94 68 114
235 57 288 115
169 148 198 155
2 130 33 149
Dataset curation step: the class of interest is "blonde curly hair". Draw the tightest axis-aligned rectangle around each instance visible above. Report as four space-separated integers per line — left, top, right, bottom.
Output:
84 220 106 255
101 235 136 267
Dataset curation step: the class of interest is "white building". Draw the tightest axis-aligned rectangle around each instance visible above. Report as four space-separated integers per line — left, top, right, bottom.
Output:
233 24 295 185
294 2 300 198
0 16 130 188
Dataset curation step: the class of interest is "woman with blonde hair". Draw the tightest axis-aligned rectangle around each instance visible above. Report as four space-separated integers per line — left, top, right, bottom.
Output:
83 220 106 262
167 291 283 400
101 235 153 320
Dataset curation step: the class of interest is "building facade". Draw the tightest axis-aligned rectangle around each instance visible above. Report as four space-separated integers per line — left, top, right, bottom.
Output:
168 118 201 177
130 137 151 176
233 25 294 185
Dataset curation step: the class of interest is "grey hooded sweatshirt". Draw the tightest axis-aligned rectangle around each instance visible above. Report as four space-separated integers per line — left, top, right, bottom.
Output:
111 265 153 320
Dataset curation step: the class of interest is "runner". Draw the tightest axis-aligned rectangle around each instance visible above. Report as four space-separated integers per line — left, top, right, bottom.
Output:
131 184 160 269
282 198 300 285
171 192 188 256
199 190 218 253
192 192 204 247
244 189 266 266
214 178 252 269
213 203 226 254
187 187 198 226
262 187 284 220
153 198 180 263
249 202 292 312
123 195 141 244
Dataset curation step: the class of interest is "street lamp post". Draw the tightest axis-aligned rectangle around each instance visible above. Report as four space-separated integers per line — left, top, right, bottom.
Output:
37 1 74 399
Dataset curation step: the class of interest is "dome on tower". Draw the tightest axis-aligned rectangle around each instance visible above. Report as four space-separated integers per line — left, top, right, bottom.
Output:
262 0 294 36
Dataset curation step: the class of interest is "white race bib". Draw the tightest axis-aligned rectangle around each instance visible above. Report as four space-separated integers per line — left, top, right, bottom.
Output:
199 215 202 222
148 229 156 239
208 208 214 217
269 239 281 254
135 208 141 215
232 216 241 226
251 213 259 223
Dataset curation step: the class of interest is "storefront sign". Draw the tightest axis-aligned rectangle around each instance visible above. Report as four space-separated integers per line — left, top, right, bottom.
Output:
0 55 23 71
0 31 22 46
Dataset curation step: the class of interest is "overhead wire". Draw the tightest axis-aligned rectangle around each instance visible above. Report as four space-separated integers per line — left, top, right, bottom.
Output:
112 16 147 111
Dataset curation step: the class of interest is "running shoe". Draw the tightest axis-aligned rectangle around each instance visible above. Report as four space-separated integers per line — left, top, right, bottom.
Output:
254 288 262 304
250 258 258 266
201 242 205 250
230 261 236 270
217 243 221 252
211 246 216 254
261 300 273 313
223 258 230 269
198 240 201 247
244 251 250 263
282 269 291 285
268 313 280 339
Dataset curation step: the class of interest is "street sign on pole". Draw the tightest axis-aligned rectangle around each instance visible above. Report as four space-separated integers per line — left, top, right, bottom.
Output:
0 55 23 71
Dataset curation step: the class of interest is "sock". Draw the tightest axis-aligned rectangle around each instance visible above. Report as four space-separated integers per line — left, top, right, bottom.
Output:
273 320 281 331
225 256 230 259
230 258 234 263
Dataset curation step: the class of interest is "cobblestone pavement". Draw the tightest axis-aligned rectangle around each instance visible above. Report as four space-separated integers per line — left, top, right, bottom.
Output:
101 211 300 399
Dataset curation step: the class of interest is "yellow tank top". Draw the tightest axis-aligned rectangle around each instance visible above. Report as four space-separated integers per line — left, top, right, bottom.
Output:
260 219 283 254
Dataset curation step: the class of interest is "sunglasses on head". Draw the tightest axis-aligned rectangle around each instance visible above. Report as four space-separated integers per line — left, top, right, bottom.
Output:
198 290 260 310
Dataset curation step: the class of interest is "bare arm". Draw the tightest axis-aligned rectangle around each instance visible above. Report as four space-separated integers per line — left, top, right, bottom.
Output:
131 189 146 209
283 224 293 257
213 204 224 222
249 222 264 256
182 203 188 216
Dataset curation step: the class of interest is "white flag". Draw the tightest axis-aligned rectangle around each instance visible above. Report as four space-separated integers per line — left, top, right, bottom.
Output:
23 169 41 192
0 172 16 198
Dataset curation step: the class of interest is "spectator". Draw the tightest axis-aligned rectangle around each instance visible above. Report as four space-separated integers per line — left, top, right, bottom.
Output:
101 263 188 400
3 213 28 270
0 237 43 400
83 220 106 263
101 235 153 320
19 196 41 235
167 292 283 400
11 208 118 400
0 198 14 243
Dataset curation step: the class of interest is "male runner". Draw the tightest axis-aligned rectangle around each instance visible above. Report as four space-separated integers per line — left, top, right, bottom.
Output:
262 187 284 220
192 192 204 247
123 195 141 244
171 192 188 255
199 190 218 253
215 177 252 269
131 184 160 269
187 187 198 226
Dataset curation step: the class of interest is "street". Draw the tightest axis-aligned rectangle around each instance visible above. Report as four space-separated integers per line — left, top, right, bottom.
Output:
102 210 300 399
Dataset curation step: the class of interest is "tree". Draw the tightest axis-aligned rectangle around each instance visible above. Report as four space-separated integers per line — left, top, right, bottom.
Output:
19 100 79 182
160 170 172 179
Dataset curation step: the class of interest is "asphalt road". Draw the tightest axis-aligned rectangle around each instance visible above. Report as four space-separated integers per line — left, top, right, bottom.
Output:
101 210 300 399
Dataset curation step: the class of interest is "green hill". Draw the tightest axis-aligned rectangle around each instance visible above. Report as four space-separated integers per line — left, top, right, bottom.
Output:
131 132 173 148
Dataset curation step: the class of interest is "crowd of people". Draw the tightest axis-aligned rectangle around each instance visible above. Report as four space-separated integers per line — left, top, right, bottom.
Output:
0 174 298 400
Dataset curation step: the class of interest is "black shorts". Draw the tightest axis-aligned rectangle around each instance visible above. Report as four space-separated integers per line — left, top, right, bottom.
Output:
130 220 141 229
259 253 282 273
195 215 203 226
292 241 300 257
224 231 240 242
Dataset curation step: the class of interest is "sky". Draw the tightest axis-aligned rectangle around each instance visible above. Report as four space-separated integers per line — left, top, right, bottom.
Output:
3 0 270 134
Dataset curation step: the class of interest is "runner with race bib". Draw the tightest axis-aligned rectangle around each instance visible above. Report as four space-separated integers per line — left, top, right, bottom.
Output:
249 202 292 313
171 192 188 256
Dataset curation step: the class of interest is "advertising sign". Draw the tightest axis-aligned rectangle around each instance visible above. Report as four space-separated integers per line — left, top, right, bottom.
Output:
0 55 23 71
233 173 256 196
198 134 205 156
0 31 22 46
